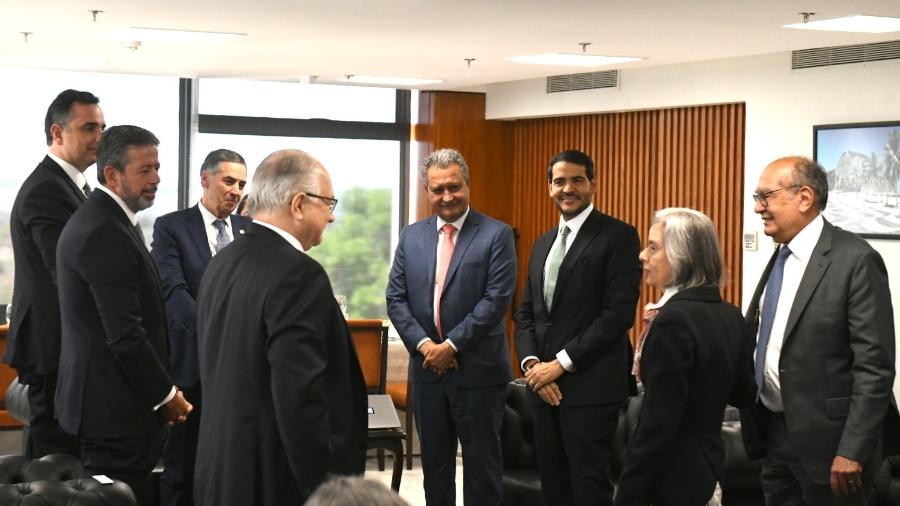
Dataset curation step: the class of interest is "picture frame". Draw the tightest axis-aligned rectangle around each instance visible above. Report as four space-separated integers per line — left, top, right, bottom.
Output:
814 120 900 239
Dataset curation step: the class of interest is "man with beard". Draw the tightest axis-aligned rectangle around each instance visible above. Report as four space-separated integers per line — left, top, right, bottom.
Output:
151 149 250 506
514 149 642 506
56 125 192 505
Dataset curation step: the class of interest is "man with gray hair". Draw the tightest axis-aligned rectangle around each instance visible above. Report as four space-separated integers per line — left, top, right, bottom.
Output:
151 148 250 506
194 149 367 506
387 148 517 505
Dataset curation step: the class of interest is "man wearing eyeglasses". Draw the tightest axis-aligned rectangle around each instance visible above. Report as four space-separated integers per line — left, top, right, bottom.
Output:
194 149 366 506
741 156 899 506
150 149 250 506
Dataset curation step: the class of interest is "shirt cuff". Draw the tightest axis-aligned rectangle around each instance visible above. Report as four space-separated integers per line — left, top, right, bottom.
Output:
556 350 576 372
445 339 457 352
153 386 177 411
416 337 431 351
520 355 539 373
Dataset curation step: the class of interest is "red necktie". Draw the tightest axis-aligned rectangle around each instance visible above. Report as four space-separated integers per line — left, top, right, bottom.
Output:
435 223 456 338
631 308 659 379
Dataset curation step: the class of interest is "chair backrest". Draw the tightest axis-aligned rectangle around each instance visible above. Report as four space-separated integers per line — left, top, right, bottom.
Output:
0 454 87 485
501 379 538 470
348 319 388 394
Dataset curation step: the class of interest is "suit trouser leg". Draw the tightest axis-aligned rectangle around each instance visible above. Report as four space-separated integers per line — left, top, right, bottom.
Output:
160 383 201 506
82 432 164 506
534 402 620 506
414 380 458 506
20 372 80 458
450 383 505 506
761 411 875 506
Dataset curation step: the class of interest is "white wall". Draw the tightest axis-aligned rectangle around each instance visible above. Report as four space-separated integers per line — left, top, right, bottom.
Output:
485 52 900 401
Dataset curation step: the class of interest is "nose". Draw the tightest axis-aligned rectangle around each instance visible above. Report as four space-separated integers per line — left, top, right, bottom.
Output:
639 248 648 263
753 199 765 214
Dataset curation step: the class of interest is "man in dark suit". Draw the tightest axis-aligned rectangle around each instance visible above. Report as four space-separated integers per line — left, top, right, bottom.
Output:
151 149 250 506
742 156 898 506
386 148 518 506
56 125 193 505
514 149 642 506
5 89 105 458
194 149 367 506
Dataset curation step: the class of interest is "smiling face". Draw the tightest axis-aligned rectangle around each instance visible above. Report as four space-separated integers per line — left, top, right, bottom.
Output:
201 161 247 218
105 145 160 213
754 159 815 244
548 161 596 220
426 163 470 223
50 102 106 171
639 221 674 289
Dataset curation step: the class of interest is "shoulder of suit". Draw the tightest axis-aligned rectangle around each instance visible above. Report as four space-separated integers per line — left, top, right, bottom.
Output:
593 210 638 232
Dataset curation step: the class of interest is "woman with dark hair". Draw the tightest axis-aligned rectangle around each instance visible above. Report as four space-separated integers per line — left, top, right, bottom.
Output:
614 208 755 506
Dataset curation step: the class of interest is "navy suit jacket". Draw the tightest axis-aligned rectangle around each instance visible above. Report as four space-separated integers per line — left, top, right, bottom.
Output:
151 205 250 387
386 209 517 387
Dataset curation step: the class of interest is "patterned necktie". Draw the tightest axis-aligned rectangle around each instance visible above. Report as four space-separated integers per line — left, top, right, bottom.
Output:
632 308 660 379
435 223 457 338
754 245 792 397
213 219 231 253
82 182 92 197
544 225 571 311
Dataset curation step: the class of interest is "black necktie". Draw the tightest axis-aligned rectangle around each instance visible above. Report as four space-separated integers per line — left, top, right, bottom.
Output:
82 182 92 197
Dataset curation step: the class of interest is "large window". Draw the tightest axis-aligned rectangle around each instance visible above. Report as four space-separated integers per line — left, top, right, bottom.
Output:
0 68 180 304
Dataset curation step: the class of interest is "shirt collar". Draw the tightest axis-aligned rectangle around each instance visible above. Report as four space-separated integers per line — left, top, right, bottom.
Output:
253 220 305 253
784 214 824 263
47 152 87 189
558 205 592 234
436 207 470 232
646 287 680 310
197 200 227 228
95 184 138 226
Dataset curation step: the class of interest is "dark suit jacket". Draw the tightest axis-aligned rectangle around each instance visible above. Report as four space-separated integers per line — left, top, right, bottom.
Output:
194 223 367 506
741 219 899 484
5 156 87 375
386 209 517 387
151 205 250 387
55 189 173 439
614 287 755 506
514 208 642 407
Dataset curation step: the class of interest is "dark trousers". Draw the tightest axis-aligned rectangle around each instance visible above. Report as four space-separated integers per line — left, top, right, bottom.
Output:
761 411 877 506
20 372 80 458
160 384 201 506
82 431 164 506
532 402 620 506
413 380 506 506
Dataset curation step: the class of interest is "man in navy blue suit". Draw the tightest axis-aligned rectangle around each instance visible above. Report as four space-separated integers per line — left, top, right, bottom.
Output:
151 149 250 506
387 148 517 506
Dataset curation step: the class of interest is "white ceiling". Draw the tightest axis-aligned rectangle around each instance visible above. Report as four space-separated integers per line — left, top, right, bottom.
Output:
2 0 900 90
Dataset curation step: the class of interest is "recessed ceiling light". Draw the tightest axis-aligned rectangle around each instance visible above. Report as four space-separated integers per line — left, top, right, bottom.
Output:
784 15 900 33
507 53 643 67
116 27 245 44
339 75 443 86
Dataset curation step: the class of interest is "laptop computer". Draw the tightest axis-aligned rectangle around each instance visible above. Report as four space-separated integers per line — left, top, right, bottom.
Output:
367 394 402 430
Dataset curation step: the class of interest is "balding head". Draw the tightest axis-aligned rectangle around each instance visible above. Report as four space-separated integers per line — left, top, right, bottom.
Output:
754 156 826 244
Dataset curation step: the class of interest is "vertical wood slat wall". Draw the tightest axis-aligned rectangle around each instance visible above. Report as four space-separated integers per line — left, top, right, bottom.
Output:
510 104 745 346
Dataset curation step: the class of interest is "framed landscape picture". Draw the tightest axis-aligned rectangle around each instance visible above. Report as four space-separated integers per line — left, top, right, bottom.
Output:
814 121 900 239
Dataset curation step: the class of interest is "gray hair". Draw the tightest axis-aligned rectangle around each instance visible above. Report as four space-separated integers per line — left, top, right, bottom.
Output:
421 148 470 185
652 207 725 289
200 148 246 176
305 476 410 506
788 156 829 211
96 125 159 184
247 149 321 215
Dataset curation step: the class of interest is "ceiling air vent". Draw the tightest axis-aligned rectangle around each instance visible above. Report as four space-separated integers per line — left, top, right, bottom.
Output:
792 39 900 69
546 70 618 93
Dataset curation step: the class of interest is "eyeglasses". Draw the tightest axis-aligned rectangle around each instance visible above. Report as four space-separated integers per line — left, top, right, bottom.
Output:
751 184 800 207
305 192 338 213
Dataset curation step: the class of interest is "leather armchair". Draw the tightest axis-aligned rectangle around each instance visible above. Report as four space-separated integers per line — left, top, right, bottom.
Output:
0 454 137 505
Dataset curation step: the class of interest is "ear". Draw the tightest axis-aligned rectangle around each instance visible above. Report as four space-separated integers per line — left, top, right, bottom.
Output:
797 186 815 213
290 192 306 221
50 123 64 145
200 171 210 189
102 165 119 187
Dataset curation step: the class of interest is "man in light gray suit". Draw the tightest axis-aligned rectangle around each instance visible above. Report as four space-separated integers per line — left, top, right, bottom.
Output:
741 156 899 506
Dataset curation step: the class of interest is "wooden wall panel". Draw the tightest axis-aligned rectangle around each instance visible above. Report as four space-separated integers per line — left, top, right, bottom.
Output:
510 104 745 349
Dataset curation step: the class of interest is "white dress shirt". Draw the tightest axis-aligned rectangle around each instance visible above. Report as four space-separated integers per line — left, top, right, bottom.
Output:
197 201 236 256
520 205 593 373
253 220 305 252
758 214 824 412
48 152 89 194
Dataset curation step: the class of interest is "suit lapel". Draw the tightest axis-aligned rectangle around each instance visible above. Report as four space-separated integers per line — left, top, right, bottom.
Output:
746 247 779 326
188 206 213 262
782 221 833 340
41 156 87 203
443 211 480 289
423 216 439 310
550 209 601 310
94 190 164 296
532 231 555 313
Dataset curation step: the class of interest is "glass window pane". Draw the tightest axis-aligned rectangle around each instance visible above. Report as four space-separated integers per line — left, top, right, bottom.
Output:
193 134 400 319
0 68 179 304
198 79 396 123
